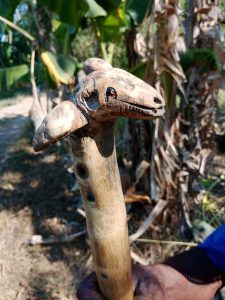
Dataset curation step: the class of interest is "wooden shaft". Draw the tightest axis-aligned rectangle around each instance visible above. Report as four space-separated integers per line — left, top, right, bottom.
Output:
68 122 133 300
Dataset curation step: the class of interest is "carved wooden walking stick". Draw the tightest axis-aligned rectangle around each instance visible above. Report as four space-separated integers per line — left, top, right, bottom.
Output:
33 58 165 300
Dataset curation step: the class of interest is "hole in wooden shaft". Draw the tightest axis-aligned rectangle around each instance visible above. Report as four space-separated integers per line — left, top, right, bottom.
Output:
87 192 95 203
101 273 108 279
76 163 88 179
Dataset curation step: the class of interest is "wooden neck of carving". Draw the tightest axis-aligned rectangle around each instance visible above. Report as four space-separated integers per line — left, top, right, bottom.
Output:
68 121 133 300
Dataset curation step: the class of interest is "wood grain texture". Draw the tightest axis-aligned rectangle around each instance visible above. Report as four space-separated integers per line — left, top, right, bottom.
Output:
33 101 88 152
68 122 133 300
83 57 113 75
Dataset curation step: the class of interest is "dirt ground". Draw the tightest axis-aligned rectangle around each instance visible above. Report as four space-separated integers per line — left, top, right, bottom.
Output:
0 96 224 300
0 96 89 300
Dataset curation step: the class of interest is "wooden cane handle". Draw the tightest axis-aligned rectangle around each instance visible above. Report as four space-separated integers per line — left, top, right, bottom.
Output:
69 124 133 300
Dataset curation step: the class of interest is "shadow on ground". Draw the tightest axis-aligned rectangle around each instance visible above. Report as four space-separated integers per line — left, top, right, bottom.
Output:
0 116 28 165
0 118 90 300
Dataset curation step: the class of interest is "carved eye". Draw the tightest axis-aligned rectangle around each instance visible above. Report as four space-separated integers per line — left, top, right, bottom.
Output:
105 87 117 102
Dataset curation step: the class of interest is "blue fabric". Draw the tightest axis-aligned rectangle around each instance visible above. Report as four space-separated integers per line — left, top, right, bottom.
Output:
199 223 225 274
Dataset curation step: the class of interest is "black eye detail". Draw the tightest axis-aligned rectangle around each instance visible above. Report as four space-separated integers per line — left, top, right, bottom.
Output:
105 87 117 102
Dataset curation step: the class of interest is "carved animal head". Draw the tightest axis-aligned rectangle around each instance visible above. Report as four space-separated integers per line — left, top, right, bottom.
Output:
73 68 165 121
33 59 165 152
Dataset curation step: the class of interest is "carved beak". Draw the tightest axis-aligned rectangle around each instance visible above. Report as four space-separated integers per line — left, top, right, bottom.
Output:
32 101 88 152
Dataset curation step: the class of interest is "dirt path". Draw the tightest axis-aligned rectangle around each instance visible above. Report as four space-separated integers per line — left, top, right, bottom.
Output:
0 96 32 164
0 97 33 300
0 97 87 300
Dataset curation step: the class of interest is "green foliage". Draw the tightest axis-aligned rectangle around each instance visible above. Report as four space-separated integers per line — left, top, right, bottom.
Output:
96 3 127 42
96 0 122 11
200 178 215 189
180 48 222 73
180 0 186 10
0 0 21 19
38 0 84 28
52 19 76 54
84 0 106 18
0 1 36 68
71 25 128 69
126 0 153 26
221 0 225 13
40 51 76 86
161 71 175 106
0 33 31 67
70 26 97 64
111 34 128 69
130 61 147 79
38 0 152 63
0 62 43 91
39 0 106 28
37 0 152 64
0 64 29 91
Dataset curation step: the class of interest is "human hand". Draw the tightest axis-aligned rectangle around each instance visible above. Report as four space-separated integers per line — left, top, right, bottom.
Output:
151 263 222 300
76 264 165 300
76 272 105 300
77 264 222 300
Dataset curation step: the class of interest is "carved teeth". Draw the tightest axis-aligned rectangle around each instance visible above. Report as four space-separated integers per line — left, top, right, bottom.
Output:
122 101 163 113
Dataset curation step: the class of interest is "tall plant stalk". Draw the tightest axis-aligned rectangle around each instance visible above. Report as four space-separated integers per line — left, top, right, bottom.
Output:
147 0 192 229
182 0 224 177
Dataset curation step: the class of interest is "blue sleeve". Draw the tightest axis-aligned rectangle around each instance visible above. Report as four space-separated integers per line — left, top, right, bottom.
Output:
199 223 225 274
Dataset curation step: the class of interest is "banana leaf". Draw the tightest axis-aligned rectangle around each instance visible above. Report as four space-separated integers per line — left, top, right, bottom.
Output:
84 0 106 18
96 0 122 11
96 3 127 42
40 51 76 86
180 48 222 73
0 0 21 19
126 0 153 25
0 63 43 91
130 61 148 79
52 19 76 54
0 64 29 91
39 0 106 28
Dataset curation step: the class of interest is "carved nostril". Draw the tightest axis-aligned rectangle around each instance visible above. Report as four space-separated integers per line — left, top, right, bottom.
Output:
154 97 162 104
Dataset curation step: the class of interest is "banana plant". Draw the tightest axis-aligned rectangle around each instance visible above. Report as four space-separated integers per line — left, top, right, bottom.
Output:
181 0 224 180
122 0 224 233
0 64 30 91
39 0 152 65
